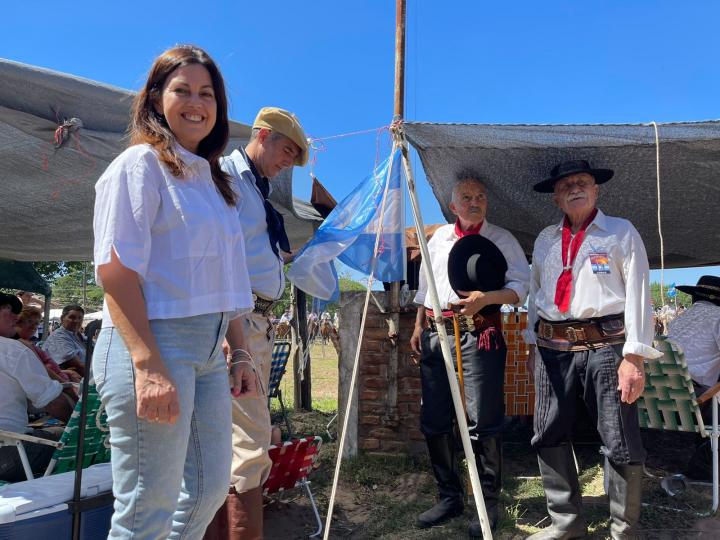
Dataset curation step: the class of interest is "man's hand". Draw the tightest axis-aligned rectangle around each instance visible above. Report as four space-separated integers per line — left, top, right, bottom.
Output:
410 326 423 365
456 290 492 316
230 360 259 398
617 353 646 404
527 345 536 384
135 360 180 424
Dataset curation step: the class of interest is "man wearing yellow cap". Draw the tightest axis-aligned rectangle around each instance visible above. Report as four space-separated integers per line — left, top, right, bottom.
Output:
205 107 308 539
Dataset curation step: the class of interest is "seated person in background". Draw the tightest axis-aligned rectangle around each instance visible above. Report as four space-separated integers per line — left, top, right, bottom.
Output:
0 293 73 482
15 306 81 398
667 275 720 393
279 308 293 324
41 304 86 377
667 276 720 481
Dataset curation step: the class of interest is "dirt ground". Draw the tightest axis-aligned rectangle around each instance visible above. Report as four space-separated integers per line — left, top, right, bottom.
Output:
263 412 720 539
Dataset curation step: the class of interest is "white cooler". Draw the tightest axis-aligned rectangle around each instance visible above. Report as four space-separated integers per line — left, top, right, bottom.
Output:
0 463 113 539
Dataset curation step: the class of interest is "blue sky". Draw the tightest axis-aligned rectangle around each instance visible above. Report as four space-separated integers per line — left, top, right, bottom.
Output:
3 1 718 291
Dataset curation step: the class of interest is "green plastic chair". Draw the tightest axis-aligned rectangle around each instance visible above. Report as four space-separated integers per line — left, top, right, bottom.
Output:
637 336 720 512
0 382 110 481
44 382 110 475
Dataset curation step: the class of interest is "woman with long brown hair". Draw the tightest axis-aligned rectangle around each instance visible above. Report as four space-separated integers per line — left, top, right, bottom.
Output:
92 45 256 539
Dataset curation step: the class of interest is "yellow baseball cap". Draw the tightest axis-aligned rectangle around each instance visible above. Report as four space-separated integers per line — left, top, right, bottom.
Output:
253 107 309 166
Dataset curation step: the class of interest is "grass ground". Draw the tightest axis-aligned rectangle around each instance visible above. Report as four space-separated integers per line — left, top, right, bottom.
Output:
267 340 718 539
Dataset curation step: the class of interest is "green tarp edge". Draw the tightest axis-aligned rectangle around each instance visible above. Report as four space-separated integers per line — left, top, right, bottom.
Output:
0 259 51 295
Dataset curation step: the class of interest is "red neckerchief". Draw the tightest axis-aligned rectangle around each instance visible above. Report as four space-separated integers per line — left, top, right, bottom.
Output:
554 209 598 313
454 219 483 238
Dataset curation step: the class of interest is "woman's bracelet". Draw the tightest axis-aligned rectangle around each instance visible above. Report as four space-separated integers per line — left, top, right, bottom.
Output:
230 348 252 360
230 358 255 367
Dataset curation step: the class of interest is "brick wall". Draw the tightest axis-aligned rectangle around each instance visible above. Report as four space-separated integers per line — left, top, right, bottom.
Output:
353 307 533 456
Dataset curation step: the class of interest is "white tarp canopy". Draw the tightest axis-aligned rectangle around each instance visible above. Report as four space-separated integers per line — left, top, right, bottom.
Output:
0 58 321 262
404 121 720 269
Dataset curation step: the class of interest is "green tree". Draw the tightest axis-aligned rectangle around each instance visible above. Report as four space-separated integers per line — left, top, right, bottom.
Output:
32 261 87 284
271 270 367 318
650 281 691 308
51 263 103 310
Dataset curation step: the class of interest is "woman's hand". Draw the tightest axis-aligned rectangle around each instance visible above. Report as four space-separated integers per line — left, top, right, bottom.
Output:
229 359 259 398
135 359 180 423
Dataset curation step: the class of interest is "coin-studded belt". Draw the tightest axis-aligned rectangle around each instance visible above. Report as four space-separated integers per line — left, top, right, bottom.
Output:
425 309 502 335
537 313 625 352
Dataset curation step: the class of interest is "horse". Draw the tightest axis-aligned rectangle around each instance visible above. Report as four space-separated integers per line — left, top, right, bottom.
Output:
275 320 291 340
319 319 336 345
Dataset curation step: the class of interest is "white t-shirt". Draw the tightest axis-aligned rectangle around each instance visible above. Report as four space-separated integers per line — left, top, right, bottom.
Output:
0 338 62 433
94 144 253 325
668 301 720 387
221 149 285 300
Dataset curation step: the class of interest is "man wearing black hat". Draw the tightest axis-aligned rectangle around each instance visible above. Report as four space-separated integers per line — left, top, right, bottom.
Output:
410 173 530 536
668 276 720 391
0 293 72 482
207 108 309 539
667 276 720 479
525 160 661 540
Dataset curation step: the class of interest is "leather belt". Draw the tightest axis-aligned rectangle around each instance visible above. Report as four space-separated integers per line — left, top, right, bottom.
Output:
252 295 275 316
425 309 502 336
537 314 625 352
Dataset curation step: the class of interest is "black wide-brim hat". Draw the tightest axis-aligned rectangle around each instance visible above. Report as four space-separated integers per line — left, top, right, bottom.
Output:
448 235 508 315
677 275 720 305
533 159 614 193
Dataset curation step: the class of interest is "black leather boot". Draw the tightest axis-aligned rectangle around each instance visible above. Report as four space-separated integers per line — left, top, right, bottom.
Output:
606 459 643 540
468 435 502 538
416 432 464 528
527 445 587 540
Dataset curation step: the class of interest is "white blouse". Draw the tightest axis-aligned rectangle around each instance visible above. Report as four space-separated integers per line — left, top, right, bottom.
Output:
94 144 253 326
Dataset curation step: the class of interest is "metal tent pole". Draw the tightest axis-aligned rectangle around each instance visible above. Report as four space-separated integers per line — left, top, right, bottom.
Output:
398 137 493 539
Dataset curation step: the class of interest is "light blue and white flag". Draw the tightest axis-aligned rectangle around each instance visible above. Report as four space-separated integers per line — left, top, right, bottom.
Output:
287 148 406 301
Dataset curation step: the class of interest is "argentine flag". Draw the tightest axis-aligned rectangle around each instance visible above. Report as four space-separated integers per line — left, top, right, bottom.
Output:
287 148 406 301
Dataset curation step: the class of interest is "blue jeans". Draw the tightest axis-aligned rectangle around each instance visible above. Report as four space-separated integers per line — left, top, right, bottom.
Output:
92 313 232 540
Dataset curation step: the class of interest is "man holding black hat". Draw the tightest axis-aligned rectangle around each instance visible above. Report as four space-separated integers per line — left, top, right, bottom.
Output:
410 173 530 536
206 107 309 539
525 160 660 540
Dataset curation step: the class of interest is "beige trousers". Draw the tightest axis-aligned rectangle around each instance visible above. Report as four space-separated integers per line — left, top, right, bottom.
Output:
230 312 274 493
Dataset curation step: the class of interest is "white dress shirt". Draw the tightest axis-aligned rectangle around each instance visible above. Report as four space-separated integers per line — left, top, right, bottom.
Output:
221 149 285 300
668 301 720 387
414 221 530 310
524 209 661 359
0 338 62 433
94 144 253 326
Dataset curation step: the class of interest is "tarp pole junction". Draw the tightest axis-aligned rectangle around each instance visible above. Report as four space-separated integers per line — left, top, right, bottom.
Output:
396 127 493 539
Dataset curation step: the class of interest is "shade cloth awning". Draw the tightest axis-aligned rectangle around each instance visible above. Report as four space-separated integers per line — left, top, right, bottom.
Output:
403 121 720 269
0 58 321 261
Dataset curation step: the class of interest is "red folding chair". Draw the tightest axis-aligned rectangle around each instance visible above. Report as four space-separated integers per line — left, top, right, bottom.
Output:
263 436 323 537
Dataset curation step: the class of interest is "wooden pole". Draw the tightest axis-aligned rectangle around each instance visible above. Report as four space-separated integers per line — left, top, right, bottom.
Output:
389 0 406 311
394 0 406 120
297 288 311 410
